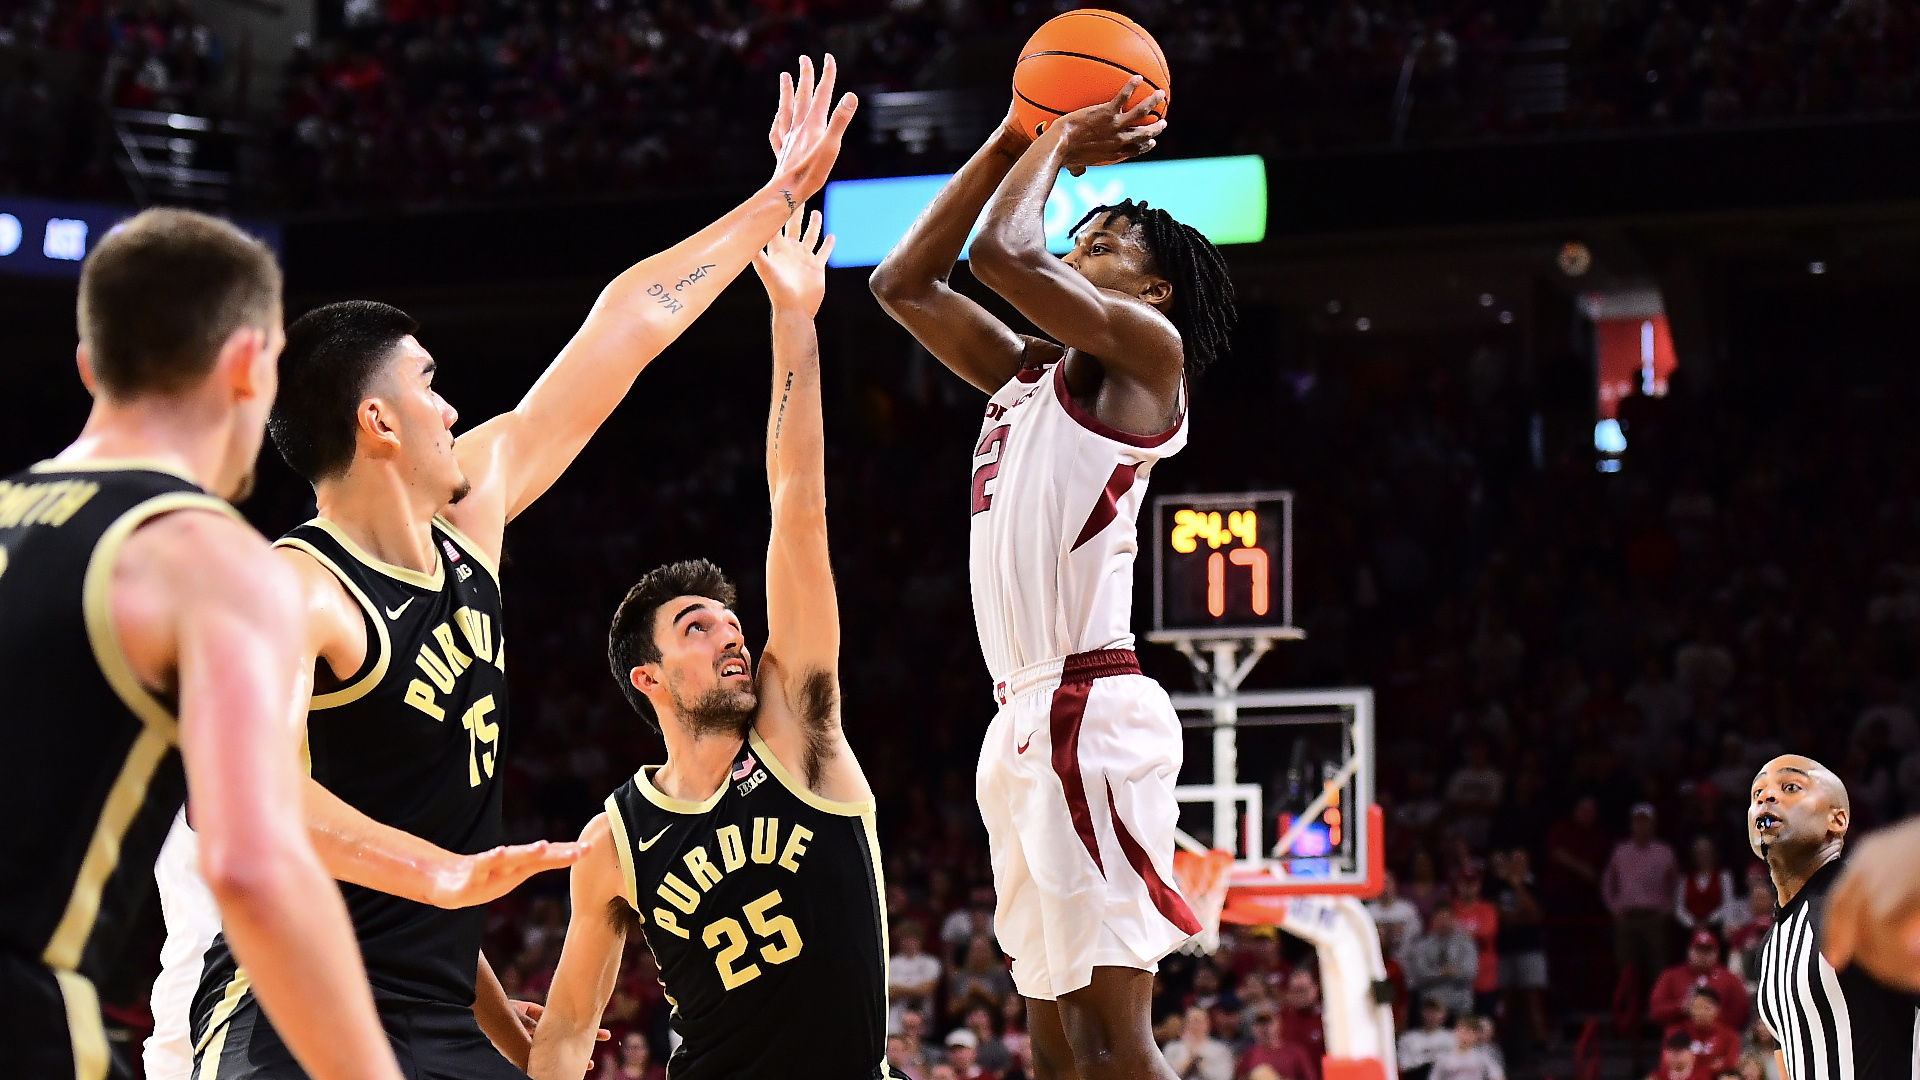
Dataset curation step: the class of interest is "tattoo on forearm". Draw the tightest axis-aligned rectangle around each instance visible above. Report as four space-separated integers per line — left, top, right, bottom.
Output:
780 189 797 212
772 371 794 450
645 283 684 314
675 265 716 292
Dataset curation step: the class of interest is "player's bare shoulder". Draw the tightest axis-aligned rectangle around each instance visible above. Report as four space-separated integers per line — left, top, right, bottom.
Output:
752 653 872 805
113 508 299 693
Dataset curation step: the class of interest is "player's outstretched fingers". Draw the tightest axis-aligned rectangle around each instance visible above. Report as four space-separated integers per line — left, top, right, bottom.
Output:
769 70 795 153
1107 74 1143 112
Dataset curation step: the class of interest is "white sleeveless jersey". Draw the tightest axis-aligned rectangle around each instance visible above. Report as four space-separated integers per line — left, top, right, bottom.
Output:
967 358 1186 682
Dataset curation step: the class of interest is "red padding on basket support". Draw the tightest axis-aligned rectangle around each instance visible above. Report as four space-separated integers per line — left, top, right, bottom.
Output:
1324 1058 1389 1080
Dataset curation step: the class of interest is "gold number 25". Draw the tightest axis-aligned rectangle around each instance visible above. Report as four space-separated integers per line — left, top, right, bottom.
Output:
702 889 805 990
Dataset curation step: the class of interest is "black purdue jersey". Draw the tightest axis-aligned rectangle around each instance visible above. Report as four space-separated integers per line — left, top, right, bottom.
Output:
608 731 889 1080
0 460 239 1075
193 514 508 1039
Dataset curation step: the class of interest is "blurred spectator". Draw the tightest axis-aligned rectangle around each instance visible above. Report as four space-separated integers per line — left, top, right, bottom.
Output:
1543 796 1611 913
1430 1015 1504 1080
946 934 1013 1020
963 1004 1013 1077
1490 848 1549 1048
1725 881 1775 986
998 995 1031 1076
1605 803 1681 989
1649 1031 1703 1080
1676 835 1741 934
890 924 943 1031
1397 996 1459 1080
930 1065 959 1080
1665 987 1741 1076
607 1031 665 1080
1164 1005 1236 1080
889 1033 929 1080
1369 869 1424 963
943 1028 994 1080
1236 1003 1316 1080
1447 869 1500 1016
1276 968 1325 1077
1650 931 1751 1030
942 885 997 961
1406 907 1479 1017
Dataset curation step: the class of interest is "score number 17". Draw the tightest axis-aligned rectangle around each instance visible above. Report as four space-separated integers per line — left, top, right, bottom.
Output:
1172 509 1270 618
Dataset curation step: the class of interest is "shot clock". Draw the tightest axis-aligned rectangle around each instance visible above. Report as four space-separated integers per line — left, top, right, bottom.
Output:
1151 491 1299 639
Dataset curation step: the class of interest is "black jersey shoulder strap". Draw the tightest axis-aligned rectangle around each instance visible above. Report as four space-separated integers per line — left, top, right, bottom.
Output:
273 519 396 710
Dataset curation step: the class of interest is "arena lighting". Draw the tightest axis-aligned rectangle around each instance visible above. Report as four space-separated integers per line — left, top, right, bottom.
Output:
0 195 279 278
822 154 1267 268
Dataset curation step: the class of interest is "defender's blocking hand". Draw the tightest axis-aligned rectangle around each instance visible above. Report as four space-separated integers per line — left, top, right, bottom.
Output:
753 208 835 317
423 838 589 910
767 55 859 206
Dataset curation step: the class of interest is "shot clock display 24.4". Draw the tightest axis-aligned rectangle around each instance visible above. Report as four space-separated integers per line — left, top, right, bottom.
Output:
1151 491 1298 638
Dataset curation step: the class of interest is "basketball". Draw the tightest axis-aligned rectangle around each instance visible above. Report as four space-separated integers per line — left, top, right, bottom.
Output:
1011 9 1170 143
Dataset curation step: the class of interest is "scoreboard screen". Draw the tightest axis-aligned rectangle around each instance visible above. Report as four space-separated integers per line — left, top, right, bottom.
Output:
1152 491 1295 636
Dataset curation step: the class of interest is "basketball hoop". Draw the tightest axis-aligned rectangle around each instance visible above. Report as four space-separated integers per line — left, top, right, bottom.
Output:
1172 847 1236 954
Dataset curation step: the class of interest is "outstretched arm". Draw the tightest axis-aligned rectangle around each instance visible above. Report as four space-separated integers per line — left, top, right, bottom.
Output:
282 545 586 908
751 210 864 797
968 79 1179 381
529 815 632 1080
869 113 1040 394
152 514 402 1080
446 58 858 554
304 779 584 908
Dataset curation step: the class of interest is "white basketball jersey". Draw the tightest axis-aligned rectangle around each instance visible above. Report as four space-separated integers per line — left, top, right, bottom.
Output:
146 812 221 1080
968 358 1186 682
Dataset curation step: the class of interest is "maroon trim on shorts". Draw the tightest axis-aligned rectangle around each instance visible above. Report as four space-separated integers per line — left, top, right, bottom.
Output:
1071 463 1141 552
1105 776 1204 936
1052 360 1184 448
1060 648 1142 684
1048 677 1104 876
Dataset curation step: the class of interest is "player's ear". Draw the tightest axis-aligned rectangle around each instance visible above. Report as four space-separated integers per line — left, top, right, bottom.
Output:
358 394 402 453
630 664 661 695
1830 803 1850 839
214 325 270 402
75 343 97 396
1139 274 1172 309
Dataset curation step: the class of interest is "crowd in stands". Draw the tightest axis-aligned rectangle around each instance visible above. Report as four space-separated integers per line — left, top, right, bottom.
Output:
0 0 226 199
15 0 1920 206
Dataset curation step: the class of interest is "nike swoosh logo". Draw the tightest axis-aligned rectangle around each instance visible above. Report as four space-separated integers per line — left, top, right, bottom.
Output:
384 598 414 620
1016 735 1033 754
637 827 672 851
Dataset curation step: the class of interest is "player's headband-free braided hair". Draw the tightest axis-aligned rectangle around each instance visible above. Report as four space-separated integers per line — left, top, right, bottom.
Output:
1070 199 1238 373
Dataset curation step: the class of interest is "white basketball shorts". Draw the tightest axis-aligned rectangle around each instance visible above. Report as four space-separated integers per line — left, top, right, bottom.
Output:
976 649 1201 1001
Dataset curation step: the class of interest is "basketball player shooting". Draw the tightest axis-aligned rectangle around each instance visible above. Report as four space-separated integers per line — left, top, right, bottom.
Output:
166 58 855 1080
870 79 1238 1080
528 207 893 1080
0 209 402 1080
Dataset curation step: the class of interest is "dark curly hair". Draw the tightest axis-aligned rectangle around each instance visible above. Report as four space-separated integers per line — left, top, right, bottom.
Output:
1070 199 1238 373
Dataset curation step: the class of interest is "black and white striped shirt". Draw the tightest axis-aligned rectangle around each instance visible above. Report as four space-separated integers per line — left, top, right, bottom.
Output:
1756 857 1920 1080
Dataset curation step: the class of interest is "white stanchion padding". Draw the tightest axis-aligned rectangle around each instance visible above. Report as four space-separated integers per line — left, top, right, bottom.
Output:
1274 895 1398 1076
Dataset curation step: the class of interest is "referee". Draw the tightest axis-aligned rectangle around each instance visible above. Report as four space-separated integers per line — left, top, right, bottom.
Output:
1748 755 1919 1080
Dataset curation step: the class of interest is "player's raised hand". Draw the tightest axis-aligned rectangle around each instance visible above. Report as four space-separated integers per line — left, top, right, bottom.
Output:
423 838 590 910
1822 816 1920 991
753 207 834 316
1050 76 1167 175
768 54 858 205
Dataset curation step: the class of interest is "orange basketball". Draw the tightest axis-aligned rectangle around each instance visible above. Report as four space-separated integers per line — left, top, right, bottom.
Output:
1012 9 1169 144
